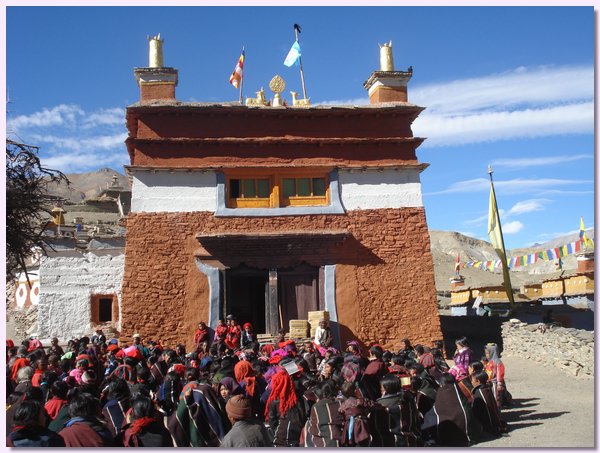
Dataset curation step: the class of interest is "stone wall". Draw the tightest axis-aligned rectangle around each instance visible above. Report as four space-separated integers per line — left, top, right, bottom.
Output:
121 208 441 351
37 251 124 340
502 320 594 377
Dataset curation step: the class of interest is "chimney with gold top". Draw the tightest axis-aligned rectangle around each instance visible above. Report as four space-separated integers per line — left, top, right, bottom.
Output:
363 41 413 104
133 34 178 102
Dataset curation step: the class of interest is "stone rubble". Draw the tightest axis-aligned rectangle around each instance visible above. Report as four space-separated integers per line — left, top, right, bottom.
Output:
502 321 594 378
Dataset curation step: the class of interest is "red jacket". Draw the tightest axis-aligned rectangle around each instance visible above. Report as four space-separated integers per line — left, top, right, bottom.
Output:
45 397 68 420
194 328 209 345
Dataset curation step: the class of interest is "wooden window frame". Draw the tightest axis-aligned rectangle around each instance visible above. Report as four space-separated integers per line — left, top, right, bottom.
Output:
90 294 118 326
278 173 329 207
225 169 330 209
226 174 274 208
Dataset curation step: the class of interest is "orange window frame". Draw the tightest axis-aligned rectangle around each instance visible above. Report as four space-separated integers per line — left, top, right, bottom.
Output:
278 173 329 207
225 169 330 208
226 174 274 208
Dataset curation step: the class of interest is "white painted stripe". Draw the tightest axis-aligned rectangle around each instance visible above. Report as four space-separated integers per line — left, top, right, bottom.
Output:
339 167 424 210
130 170 217 213
130 167 423 213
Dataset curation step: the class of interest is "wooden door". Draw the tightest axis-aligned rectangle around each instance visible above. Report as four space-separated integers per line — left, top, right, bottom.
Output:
278 265 319 328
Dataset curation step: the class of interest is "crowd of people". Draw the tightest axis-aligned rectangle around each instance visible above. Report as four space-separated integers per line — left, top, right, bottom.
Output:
6 314 510 447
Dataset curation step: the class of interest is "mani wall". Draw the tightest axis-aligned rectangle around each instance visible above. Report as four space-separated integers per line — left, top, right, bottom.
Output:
502 320 594 377
37 250 124 340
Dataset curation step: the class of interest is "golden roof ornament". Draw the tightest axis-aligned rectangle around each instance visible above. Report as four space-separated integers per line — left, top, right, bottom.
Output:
379 40 394 71
290 91 310 107
269 75 286 107
245 87 269 107
148 33 164 68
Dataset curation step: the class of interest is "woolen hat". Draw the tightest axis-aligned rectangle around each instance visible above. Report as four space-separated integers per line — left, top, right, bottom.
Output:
225 395 252 420
81 370 97 384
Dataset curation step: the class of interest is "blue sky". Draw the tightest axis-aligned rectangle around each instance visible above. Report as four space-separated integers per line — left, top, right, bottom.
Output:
4 5 595 249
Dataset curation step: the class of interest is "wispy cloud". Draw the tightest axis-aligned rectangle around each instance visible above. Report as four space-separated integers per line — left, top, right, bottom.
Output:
503 220 524 235
464 212 493 226
492 154 592 170
536 189 595 196
7 104 128 173
318 65 593 147
508 199 550 215
411 65 592 115
7 104 84 130
427 177 591 195
413 102 592 147
28 133 127 152
81 108 125 129
43 151 129 172
463 198 548 227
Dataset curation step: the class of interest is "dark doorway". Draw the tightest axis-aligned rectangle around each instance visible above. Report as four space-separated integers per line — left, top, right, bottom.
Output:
98 298 113 322
226 266 268 334
278 264 320 328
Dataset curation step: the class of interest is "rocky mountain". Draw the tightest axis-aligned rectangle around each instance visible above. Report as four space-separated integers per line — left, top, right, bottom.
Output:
45 168 130 204
429 229 594 293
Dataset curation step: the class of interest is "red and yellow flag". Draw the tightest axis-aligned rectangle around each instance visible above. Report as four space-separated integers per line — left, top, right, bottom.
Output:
229 50 245 89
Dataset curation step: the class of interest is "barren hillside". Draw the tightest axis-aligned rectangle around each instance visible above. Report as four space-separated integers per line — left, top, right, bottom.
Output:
45 168 130 204
429 229 594 293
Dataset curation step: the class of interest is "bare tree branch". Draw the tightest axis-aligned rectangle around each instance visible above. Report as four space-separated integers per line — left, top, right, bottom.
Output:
6 139 70 281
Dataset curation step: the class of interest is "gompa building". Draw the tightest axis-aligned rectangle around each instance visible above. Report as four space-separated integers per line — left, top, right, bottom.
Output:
120 37 442 350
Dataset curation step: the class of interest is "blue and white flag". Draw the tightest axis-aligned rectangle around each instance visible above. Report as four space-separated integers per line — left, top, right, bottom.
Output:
284 41 301 67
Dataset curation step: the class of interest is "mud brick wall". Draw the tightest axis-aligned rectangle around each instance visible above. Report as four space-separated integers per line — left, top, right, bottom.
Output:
121 208 441 351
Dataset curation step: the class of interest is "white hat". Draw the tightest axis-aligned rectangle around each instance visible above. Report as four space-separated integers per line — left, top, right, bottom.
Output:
132 333 141 338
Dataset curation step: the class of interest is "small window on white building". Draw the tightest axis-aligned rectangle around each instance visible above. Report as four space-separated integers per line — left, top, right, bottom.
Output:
91 294 117 325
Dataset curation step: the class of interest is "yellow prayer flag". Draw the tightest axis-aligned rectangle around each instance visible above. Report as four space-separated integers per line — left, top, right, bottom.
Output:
487 180 515 307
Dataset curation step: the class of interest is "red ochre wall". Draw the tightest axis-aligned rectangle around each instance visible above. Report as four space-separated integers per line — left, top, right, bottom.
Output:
121 208 441 351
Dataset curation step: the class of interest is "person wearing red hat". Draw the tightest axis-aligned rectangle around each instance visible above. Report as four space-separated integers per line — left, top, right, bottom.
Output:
194 321 209 354
265 369 306 447
225 316 242 351
234 360 267 420
241 323 255 349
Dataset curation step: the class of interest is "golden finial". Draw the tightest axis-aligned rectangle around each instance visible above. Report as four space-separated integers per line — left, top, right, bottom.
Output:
269 75 286 107
148 33 164 68
379 40 394 71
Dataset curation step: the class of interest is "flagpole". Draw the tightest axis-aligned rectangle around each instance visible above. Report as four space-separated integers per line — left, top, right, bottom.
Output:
239 47 244 105
488 165 516 309
294 24 308 100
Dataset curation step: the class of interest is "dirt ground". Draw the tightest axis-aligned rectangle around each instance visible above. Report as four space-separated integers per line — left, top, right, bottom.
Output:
476 355 595 448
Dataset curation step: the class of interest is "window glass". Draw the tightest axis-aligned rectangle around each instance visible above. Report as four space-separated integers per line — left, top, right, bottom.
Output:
243 179 256 198
257 179 270 198
297 178 311 196
230 179 241 198
283 178 296 197
312 178 326 196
